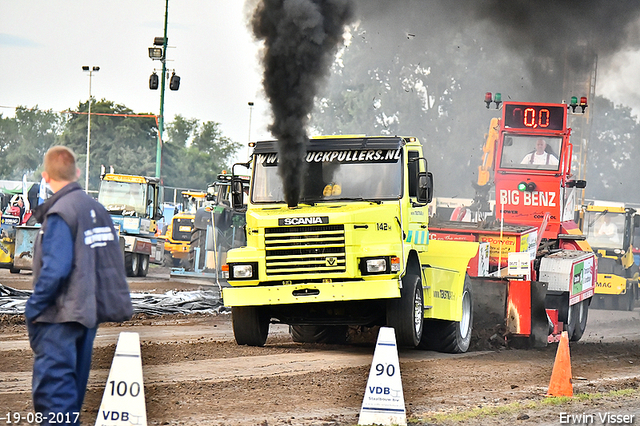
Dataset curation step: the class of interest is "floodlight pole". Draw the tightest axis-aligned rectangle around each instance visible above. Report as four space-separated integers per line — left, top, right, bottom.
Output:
247 102 254 157
83 65 99 192
156 0 169 179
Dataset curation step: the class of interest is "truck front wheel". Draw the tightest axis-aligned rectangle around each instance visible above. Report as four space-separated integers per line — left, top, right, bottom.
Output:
232 306 269 346
387 273 424 348
124 252 139 277
420 275 473 353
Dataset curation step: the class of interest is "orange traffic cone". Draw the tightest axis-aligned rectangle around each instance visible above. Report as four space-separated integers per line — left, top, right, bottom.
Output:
546 330 573 397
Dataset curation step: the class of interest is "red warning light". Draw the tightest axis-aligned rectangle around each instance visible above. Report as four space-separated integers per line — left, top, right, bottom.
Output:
484 92 493 108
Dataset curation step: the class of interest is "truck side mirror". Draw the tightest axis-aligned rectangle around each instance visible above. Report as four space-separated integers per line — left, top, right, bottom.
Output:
634 215 640 228
566 180 587 189
417 172 433 204
231 177 245 211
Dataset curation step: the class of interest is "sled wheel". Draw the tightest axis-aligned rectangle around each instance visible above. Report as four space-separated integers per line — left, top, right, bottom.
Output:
569 299 589 342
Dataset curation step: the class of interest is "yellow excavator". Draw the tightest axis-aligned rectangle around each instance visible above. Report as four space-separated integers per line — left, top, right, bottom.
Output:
161 191 207 267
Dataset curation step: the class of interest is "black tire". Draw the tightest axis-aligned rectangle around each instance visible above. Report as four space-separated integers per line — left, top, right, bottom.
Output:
124 252 139 277
189 228 207 271
625 283 635 311
386 273 423 348
136 254 149 277
289 325 349 344
232 306 269 347
9 267 20 274
569 299 589 342
419 275 473 354
163 252 172 267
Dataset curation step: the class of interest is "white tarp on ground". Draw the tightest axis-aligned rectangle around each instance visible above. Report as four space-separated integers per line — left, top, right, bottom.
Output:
0 284 224 316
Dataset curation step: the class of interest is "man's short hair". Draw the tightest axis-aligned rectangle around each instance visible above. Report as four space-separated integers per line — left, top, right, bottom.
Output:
44 146 78 182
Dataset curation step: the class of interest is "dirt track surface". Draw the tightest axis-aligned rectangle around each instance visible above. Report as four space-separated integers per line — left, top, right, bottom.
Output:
2 267 640 425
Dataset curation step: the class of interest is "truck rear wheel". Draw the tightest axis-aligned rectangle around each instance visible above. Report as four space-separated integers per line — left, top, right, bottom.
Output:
189 228 207 271
136 254 149 277
124 252 139 277
232 306 269 347
289 325 349 344
419 275 473 353
568 299 589 342
386 273 423 348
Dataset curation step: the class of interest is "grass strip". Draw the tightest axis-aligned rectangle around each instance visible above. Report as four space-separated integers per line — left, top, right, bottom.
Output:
410 388 639 424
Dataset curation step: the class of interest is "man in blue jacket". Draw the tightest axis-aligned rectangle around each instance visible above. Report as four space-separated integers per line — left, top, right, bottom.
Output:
25 146 132 425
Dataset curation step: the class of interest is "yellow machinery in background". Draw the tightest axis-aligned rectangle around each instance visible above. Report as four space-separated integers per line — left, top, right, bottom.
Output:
576 203 640 310
161 191 207 267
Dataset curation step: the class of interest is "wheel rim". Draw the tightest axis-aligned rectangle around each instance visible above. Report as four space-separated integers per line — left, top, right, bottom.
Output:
141 255 148 269
460 290 471 338
131 254 138 272
578 301 586 323
413 284 423 335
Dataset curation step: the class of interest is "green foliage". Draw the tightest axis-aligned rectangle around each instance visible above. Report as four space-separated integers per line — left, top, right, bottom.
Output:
584 96 640 202
57 99 157 190
0 104 241 194
166 115 198 148
0 106 61 180
162 117 242 190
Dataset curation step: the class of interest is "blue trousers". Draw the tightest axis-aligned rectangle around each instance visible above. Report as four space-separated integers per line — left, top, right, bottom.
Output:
28 322 97 426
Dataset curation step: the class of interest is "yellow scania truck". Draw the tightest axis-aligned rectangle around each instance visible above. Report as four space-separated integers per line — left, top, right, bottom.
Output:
222 136 480 351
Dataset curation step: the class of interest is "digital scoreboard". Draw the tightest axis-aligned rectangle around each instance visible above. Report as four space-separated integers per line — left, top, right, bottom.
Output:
503 103 566 131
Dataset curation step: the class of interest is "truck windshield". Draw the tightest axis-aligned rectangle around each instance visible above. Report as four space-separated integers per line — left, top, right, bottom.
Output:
98 181 147 216
583 211 625 249
252 149 403 203
499 135 562 171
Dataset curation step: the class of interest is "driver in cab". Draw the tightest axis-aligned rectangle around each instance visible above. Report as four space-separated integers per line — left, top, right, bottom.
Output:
521 138 559 167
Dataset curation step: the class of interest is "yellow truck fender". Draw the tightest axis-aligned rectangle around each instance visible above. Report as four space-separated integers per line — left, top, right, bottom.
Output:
419 239 479 322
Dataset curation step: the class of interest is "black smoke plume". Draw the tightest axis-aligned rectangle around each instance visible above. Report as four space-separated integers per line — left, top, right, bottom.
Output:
353 0 640 100
252 0 355 207
469 0 640 99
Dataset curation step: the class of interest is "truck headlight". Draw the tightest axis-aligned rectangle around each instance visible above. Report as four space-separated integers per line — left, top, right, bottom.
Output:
230 262 258 280
359 257 392 275
366 258 387 273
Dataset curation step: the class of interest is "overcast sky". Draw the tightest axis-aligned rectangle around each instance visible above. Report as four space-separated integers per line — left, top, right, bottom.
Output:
2 0 640 164
0 0 271 160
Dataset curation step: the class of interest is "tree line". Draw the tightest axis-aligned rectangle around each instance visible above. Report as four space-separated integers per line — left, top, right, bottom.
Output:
0 100 241 196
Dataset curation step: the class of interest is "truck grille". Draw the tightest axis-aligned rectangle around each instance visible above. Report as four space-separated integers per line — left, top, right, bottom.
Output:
264 224 346 276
